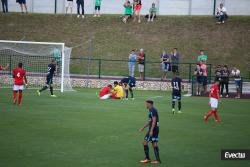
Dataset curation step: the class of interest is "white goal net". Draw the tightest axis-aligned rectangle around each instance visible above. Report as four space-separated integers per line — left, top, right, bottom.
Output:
0 40 73 92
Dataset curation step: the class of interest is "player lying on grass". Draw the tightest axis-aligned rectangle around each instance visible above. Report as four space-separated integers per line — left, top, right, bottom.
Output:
37 59 57 97
120 76 136 100
139 100 161 164
171 72 182 114
12 63 28 106
111 81 124 99
99 84 112 100
204 80 221 123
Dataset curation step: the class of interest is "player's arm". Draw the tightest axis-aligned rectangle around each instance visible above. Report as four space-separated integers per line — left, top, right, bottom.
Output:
139 122 149 132
149 116 157 136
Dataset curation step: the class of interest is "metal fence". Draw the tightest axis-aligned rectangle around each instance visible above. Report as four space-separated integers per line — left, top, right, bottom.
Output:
1 0 250 15
70 57 212 82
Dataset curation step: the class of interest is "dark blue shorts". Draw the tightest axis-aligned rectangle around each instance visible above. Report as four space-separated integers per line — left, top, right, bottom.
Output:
17 0 26 4
46 76 53 85
172 94 181 100
144 128 159 143
95 6 100 10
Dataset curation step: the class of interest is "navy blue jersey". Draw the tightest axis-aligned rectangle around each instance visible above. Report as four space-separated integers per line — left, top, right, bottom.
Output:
47 63 56 77
171 77 182 95
148 107 159 129
121 76 136 87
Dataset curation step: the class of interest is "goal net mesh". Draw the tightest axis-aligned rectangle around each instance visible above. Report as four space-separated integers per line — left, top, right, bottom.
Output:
0 41 73 92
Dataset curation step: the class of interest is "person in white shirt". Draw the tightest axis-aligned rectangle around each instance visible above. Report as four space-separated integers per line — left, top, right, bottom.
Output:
66 0 73 15
231 67 242 99
128 49 137 77
216 3 227 24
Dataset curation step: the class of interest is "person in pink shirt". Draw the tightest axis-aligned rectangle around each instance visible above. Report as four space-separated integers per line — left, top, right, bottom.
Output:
200 61 207 95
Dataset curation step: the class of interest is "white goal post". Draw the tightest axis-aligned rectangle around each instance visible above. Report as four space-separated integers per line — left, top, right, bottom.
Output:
0 40 73 92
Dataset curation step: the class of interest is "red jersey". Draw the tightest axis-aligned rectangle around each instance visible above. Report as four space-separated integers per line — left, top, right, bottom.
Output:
210 83 219 99
13 68 26 85
99 86 111 97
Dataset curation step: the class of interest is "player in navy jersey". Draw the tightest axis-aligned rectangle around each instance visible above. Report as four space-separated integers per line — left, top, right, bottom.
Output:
171 72 182 114
139 100 161 164
37 59 57 97
120 76 136 99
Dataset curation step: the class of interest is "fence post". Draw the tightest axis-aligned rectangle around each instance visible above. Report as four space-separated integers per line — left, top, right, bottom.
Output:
213 0 217 15
189 63 192 83
98 59 101 79
55 0 57 14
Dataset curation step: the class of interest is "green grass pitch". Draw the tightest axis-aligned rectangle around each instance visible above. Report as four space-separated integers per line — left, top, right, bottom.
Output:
0 88 250 167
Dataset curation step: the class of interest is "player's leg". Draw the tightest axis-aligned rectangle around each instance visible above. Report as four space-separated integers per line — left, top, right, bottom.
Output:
151 142 161 164
151 129 161 164
172 95 176 114
178 99 182 113
125 89 129 99
13 88 18 104
140 132 151 163
38 77 50 94
129 87 134 99
18 90 23 106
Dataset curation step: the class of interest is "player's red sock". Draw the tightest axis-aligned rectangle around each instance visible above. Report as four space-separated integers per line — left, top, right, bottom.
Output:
18 91 23 105
205 110 213 121
13 91 17 104
213 110 220 123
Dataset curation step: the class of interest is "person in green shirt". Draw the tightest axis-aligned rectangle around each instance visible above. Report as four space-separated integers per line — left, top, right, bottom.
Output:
148 3 157 22
122 1 133 24
94 0 101 17
197 50 208 64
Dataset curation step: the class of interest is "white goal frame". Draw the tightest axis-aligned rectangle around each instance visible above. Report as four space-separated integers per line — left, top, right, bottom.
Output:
0 40 67 92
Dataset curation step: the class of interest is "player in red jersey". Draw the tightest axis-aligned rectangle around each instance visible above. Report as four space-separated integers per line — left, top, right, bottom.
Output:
99 84 112 100
12 63 28 106
204 80 221 123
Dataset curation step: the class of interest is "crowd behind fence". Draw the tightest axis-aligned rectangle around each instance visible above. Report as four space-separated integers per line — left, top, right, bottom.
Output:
70 57 212 82
1 0 250 15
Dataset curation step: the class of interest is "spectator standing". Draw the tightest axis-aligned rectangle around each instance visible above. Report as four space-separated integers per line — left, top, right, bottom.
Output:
216 3 227 24
16 0 28 14
171 48 180 74
214 65 222 91
94 0 101 17
194 63 204 96
1 0 8 13
197 50 208 64
133 0 142 23
66 0 73 15
231 67 242 99
122 1 133 24
220 65 230 97
128 49 137 77
137 48 145 80
147 3 157 22
76 0 84 19
160 50 170 81
200 61 208 94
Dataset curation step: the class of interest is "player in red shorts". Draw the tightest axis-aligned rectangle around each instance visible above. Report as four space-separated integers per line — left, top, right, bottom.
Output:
12 63 28 106
204 80 221 123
